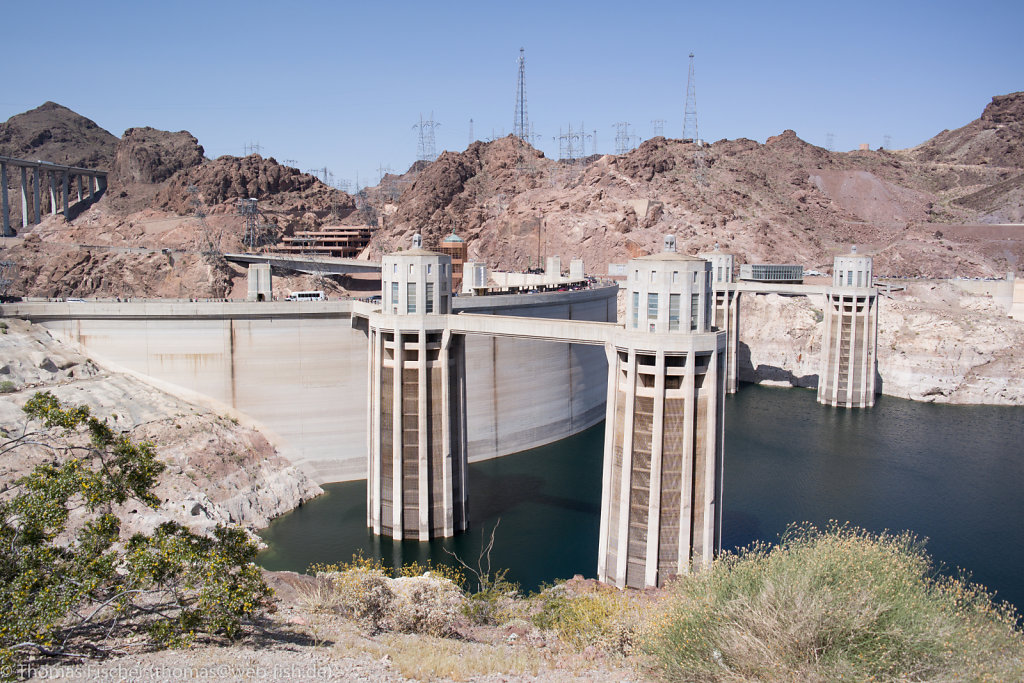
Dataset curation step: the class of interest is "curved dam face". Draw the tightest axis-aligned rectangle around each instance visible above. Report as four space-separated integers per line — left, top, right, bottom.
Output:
8 287 616 484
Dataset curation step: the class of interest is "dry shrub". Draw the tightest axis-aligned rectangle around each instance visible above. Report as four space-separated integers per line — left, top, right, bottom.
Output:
325 566 394 634
532 582 643 654
309 555 466 636
642 522 1024 682
388 574 465 637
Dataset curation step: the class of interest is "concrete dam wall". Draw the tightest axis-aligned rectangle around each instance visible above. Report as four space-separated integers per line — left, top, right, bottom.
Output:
7 287 616 484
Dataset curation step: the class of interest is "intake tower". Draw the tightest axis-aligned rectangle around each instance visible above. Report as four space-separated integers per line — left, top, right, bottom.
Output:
367 235 468 540
599 236 727 588
818 247 878 408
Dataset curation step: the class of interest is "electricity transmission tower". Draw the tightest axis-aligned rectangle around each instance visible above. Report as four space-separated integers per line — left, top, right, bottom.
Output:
469 118 474 146
513 47 529 142
825 133 835 151
413 113 440 162
188 185 220 258
883 135 892 150
651 119 666 137
614 122 639 155
556 123 589 162
237 198 260 249
306 167 333 185
684 52 708 186
243 141 262 156
683 53 699 142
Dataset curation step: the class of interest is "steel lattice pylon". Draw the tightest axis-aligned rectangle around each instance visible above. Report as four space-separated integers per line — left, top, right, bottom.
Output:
513 48 529 142
683 52 699 142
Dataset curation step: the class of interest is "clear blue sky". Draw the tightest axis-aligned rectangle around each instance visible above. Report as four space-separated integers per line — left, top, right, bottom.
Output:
2 0 1020 190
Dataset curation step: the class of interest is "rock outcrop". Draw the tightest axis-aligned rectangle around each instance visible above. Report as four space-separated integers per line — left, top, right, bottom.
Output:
154 154 353 220
113 127 205 185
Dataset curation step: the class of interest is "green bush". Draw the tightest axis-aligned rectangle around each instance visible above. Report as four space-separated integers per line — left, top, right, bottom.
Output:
643 522 1024 682
0 381 15 394
0 392 272 675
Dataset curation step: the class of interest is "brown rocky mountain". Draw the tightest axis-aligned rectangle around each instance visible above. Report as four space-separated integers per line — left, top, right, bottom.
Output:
2 93 1022 299
0 101 118 169
911 92 1024 168
365 93 1023 279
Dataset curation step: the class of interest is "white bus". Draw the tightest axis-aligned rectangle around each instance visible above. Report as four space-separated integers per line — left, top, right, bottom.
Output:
286 290 326 301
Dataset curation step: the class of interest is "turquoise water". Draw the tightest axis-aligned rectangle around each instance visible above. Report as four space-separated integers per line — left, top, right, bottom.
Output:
258 385 1024 610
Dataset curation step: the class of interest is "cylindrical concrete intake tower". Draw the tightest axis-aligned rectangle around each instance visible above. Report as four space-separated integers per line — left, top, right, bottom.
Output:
367 235 468 540
818 246 878 408
599 236 727 589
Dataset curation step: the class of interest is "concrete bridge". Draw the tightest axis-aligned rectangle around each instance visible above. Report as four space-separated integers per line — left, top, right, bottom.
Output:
0 155 108 236
223 252 382 275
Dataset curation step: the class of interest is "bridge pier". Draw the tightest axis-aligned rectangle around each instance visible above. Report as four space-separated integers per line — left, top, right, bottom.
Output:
20 167 29 228
50 173 58 215
62 171 69 219
818 248 878 408
599 236 726 588
368 236 467 540
0 163 8 237
32 167 40 224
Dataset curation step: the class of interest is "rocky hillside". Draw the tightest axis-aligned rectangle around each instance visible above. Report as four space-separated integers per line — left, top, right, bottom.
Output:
2 93 1022 298
911 92 1024 168
0 317 322 536
366 93 1024 279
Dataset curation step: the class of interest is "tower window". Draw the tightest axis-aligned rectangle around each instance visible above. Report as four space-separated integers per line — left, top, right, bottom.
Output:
648 293 658 320
632 292 639 328
669 293 680 331
407 282 416 313
425 282 434 313
690 293 699 331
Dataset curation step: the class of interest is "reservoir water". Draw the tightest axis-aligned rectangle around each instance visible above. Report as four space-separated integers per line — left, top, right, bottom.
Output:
258 385 1024 611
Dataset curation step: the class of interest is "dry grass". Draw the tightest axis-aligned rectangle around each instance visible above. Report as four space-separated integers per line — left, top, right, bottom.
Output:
642 523 1024 682
354 632 545 681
